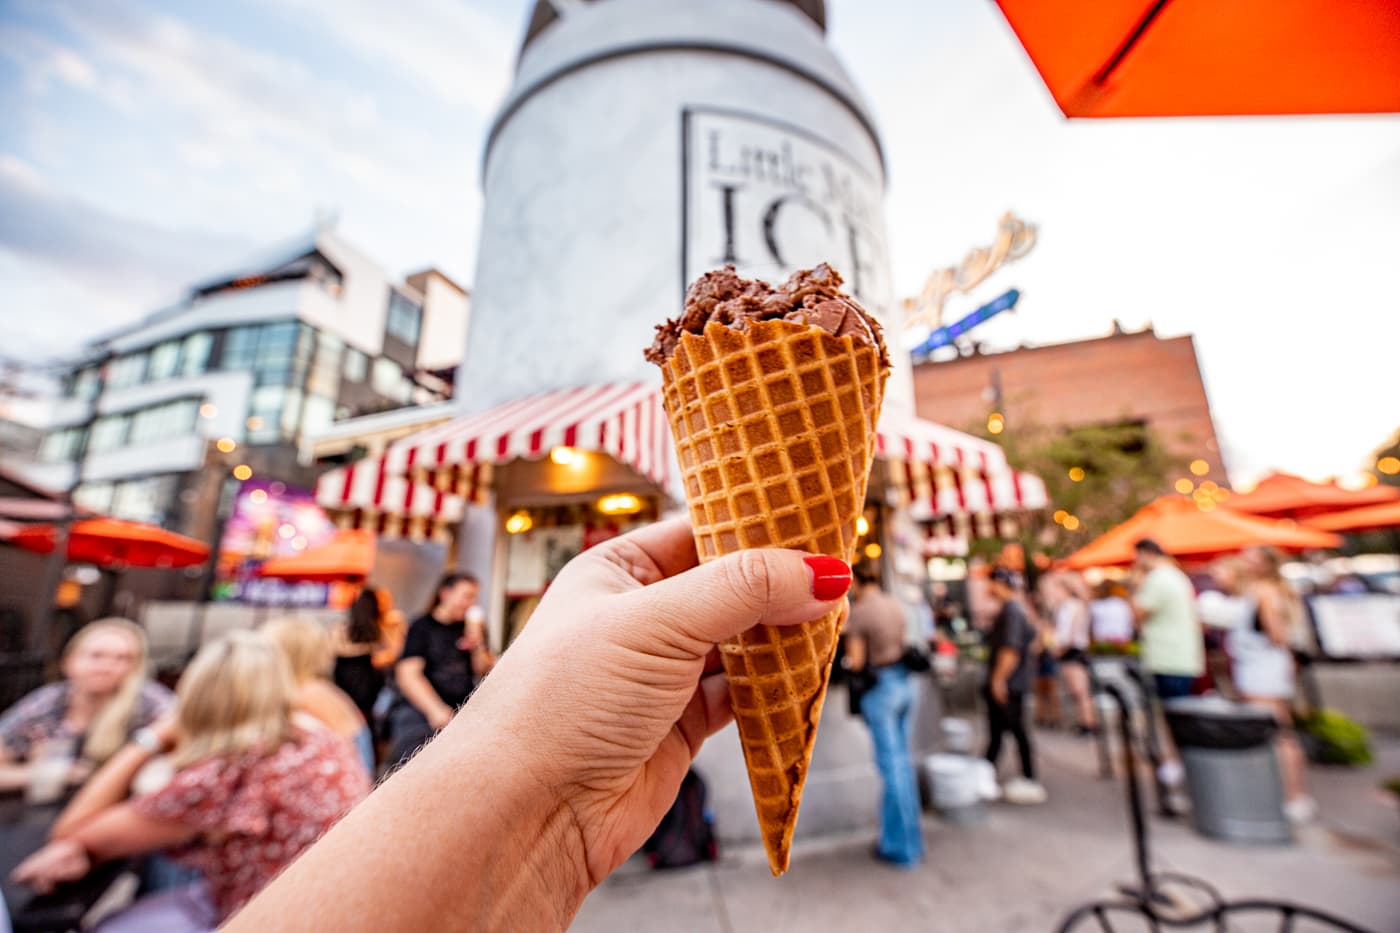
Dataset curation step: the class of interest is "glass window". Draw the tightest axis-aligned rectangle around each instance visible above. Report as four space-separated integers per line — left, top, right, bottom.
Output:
73 482 114 514
371 358 402 397
111 475 176 525
69 368 100 400
128 399 197 446
342 348 368 383
88 415 130 453
279 387 304 437
180 332 213 377
221 326 259 370
386 290 423 345
147 341 181 381
105 353 148 390
307 332 342 399
40 427 84 462
300 394 336 438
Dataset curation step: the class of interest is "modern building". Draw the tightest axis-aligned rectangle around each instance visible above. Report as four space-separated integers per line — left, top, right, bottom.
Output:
23 229 468 538
912 323 1229 486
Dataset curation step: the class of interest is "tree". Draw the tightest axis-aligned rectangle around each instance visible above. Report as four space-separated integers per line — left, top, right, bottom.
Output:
977 416 1187 559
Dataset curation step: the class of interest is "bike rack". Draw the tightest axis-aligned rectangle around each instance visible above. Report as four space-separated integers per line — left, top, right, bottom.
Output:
1056 680 1375 933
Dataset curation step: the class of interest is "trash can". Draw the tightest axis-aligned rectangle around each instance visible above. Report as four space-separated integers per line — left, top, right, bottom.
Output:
923 754 987 825
1164 696 1291 844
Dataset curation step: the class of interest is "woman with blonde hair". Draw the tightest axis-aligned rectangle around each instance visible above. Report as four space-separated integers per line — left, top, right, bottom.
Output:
1235 546 1315 822
0 618 172 791
263 617 373 774
12 630 368 931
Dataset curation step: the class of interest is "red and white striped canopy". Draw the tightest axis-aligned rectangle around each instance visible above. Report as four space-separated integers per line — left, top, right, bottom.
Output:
383 382 672 491
875 409 1010 475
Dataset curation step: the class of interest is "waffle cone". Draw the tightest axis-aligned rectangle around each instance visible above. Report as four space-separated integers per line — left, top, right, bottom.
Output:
658 319 887 875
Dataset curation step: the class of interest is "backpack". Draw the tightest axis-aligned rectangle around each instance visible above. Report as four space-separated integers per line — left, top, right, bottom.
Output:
643 769 718 869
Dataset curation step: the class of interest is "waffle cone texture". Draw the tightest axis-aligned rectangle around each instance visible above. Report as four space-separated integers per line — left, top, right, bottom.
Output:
658 319 888 875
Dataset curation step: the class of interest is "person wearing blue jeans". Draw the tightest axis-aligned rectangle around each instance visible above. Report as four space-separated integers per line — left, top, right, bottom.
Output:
844 568 924 867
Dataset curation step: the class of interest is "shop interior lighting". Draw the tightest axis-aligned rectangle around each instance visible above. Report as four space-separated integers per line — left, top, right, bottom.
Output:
232 464 253 481
596 493 643 516
855 515 870 536
550 446 577 466
245 416 265 431
505 510 533 534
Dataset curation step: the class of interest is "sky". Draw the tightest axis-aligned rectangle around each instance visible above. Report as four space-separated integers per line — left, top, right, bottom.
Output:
1 0 1398 485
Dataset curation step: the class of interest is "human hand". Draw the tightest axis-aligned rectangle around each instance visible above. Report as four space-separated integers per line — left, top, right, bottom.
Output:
457 517 851 890
990 678 1009 706
11 838 90 894
427 705 455 732
65 759 94 786
150 711 182 752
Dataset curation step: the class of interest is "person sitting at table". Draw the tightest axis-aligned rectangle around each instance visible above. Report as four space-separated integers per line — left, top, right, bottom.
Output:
0 619 172 792
11 630 369 931
264 618 374 776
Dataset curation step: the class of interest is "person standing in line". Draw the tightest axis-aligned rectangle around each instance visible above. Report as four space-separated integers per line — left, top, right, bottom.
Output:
1050 573 1098 736
388 573 490 769
1130 538 1204 787
1088 580 1135 647
1235 546 1315 822
983 567 1046 804
842 565 924 866
333 587 401 727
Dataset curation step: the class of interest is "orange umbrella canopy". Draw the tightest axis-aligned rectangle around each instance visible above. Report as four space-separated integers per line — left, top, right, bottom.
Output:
1307 499 1400 534
1064 496 1341 569
9 518 210 569
1227 472 1400 520
995 0 1400 117
257 529 376 583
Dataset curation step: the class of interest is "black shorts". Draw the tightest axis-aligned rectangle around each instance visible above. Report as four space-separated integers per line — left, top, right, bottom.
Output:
1059 648 1088 667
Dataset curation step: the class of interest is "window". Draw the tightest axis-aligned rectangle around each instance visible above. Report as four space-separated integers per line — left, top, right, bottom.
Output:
110 475 177 525
342 347 368 383
221 326 260 370
105 353 148 390
300 394 336 438
40 427 84 463
180 332 213 377
386 290 423 346
128 399 198 446
87 415 130 453
371 358 402 398
68 368 100 400
73 482 114 514
307 332 342 399
147 341 181 381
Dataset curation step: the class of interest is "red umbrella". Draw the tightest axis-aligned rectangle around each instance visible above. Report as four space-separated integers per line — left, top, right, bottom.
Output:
1306 499 1400 535
995 0 1400 117
8 518 210 569
1063 496 1341 569
1227 472 1400 520
257 529 376 583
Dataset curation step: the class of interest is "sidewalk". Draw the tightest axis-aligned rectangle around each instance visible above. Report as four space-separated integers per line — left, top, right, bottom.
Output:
570 733 1400 932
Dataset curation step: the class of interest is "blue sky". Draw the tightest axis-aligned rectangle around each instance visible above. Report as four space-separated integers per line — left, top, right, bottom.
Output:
2 0 1398 484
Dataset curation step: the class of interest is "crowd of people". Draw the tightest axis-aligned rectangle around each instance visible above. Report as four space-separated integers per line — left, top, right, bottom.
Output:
0 525 1325 925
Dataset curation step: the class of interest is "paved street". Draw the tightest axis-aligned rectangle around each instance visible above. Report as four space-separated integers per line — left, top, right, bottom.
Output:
572 733 1400 932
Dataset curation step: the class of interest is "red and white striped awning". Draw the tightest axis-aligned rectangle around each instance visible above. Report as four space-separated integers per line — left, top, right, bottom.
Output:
314 456 468 540
875 409 1011 475
383 382 672 491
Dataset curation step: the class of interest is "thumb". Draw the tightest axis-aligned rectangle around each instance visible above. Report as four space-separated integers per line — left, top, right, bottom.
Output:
615 550 851 653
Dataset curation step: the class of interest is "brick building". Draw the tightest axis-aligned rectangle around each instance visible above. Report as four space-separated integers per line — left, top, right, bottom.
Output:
912 325 1229 486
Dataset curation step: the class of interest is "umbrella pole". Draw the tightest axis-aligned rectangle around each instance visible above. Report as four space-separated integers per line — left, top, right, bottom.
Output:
30 521 71 661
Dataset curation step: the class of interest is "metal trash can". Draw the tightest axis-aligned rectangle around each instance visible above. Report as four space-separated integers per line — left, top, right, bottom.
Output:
1164 696 1291 844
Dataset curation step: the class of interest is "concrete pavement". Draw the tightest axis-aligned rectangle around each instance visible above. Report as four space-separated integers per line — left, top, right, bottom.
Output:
570 733 1400 932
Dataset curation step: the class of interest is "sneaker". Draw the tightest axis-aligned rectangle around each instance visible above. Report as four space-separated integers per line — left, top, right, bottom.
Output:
1284 795 1318 823
1002 778 1048 805
1157 759 1184 787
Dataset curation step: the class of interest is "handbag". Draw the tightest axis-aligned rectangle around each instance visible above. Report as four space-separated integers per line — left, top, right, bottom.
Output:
900 645 932 673
846 667 876 716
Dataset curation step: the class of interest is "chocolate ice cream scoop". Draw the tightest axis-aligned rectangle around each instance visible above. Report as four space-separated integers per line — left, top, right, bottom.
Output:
645 264 888 369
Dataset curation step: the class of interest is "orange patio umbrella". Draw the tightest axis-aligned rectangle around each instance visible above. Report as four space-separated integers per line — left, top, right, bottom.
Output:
995 0 1400 117
1306 499 1400 535
1227 472 1400 520
1063 496 1341 569
257 529 376 583
8 517 210 568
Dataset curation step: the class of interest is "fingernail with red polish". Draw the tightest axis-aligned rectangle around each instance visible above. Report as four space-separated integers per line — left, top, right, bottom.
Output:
804 556 852 601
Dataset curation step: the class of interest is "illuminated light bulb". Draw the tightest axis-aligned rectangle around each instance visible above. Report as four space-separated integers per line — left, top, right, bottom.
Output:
505 511 533 534
986 413 1005 435
855 516 870 536
1063 516 1080 531
232 464 252 481
215 437 237 454
278 523 296 539
596 493 643 516
245 416 265 431
1052 510 1068 525
1379 456 1400 476
1190 459 1210 476
1174 478 1194 495
864 542 882 559
1068 467 1086 482
199 403 217 419
550 446 576 466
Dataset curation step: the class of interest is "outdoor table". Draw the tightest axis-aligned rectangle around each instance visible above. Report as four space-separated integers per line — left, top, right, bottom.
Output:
1 793 128 933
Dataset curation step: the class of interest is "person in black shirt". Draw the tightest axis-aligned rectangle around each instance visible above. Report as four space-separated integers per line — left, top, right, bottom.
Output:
388 572 492 768
983 567 1046 804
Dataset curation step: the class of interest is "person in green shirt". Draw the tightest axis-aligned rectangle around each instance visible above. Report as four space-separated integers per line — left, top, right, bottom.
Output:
1131 538 1203 786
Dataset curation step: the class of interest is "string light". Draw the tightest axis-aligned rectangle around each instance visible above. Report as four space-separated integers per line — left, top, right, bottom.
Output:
1190 459 1210 476
986 412 1005 435
232 464 252 481
1052 509 1068 524
1174 478 1194 495
1068 467 1086 482
215 437 237 453
864 542 882 559
1063 516 1080 531
1379 456 1400 476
